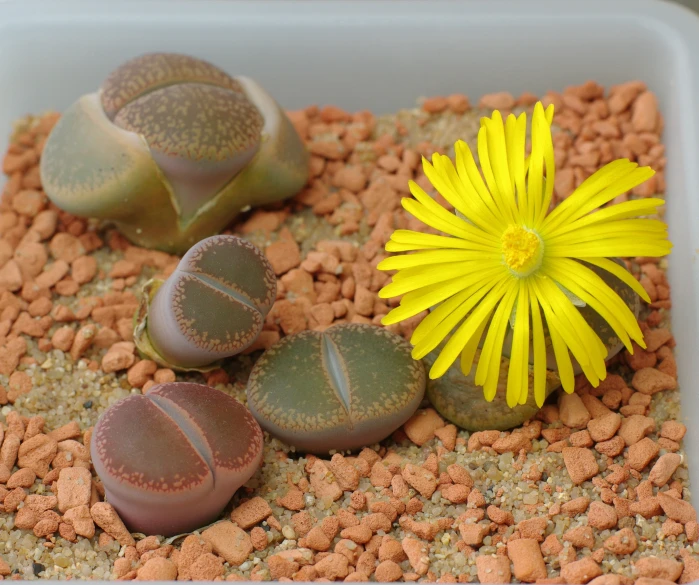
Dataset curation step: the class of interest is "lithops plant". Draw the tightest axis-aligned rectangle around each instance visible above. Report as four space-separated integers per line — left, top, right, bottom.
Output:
427 262 640 431
40 52 309 253
500 259 640 375
425 351 562 432
134 234 276 371
247 323 426 453
91 382 263 537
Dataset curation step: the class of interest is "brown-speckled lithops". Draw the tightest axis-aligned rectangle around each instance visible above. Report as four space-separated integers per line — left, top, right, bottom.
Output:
425 350 562 431
501 259 640 374
428 261 639 431
134 234 277 371
246 323 426 453
91 382 263 536
40 52 309 253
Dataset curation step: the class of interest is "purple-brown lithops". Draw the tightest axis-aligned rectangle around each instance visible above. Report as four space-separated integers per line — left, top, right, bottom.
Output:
40 52 309 253
91 382 263 537
134 234 277 370
246 323 426 453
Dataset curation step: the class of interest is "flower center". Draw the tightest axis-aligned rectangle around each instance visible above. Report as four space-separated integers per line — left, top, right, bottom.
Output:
501 225 543 276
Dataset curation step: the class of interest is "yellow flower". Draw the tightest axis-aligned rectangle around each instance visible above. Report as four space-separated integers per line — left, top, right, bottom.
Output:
377 102 672 408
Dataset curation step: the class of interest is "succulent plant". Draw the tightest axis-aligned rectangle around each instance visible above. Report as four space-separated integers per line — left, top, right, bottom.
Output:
246 323 426 453
134 235 277 371
427 262 639 431
425 351 562 432
40 52 309 253
500 259 639 374
91 382 263 537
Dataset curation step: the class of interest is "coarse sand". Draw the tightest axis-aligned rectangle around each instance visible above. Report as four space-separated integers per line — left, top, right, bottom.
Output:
0 80 697 584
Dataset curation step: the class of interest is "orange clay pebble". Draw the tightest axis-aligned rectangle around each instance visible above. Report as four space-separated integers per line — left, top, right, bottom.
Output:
656 491 697 524
561 557 602 584
660 420 686 442
561 496 590 516
604 528 638 555
634 557 684 582
562 447 599 484
200 521 252 566
403 408 445 446
401 538 429 576
230 496 272 529
476 555 511 584
90 502 135 546
507 538 546 582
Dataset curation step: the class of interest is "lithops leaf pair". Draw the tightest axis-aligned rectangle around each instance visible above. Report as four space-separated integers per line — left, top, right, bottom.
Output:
134 234 276 370
91 382 263 537
501 259 640 374
425 350 561 432
40 52 309 253
247 323 426 453
428 261 639 431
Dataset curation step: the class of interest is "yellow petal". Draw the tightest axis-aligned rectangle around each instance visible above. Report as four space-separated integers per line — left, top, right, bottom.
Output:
478 122 516 225
542 159 639 233
529 283 548 407
505 283 530 408
536 277 608 384
545 304 576 393
454 139 508 231
476 284 518 401
527 103 549 224
460 316 490 377
378 262 479 298
428 279 509 377
579 256 651 303
532 105 556 226
507 112 528 217
482 113 516 214
545 198 667 238
388 229 473 248
547 240 672 258
546 218 668 245
378 249 496 271
543 258 644 351
382 267 501 325
413 276 505 358
545 163 654 232
432 153 502 234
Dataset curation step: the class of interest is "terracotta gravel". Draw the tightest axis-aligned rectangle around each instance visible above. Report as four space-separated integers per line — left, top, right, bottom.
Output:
0 82 694 583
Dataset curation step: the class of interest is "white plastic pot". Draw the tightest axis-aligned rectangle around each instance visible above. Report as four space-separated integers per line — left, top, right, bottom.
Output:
0 0 697 582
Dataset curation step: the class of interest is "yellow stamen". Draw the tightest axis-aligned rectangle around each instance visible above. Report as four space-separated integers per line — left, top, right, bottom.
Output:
501 225 543 276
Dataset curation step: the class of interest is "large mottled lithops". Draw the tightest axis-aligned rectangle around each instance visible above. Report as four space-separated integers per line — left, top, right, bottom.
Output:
425 350 562 432
501 260 639 374
247 323 426 453
134 235 276 370
91 382 263 536
40 52 309 253
428 261 639 431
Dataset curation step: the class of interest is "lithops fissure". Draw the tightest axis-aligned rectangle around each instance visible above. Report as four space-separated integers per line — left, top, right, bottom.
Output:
247 323 426 453
40 52 309 253
91 382 263 537
139 235 277 369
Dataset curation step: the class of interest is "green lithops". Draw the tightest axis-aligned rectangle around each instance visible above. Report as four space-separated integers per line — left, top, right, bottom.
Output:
134 235 276 370
501 259 640 374
40 52 309 254
246 323 426 453
425 350 561 432
427 261 639 431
